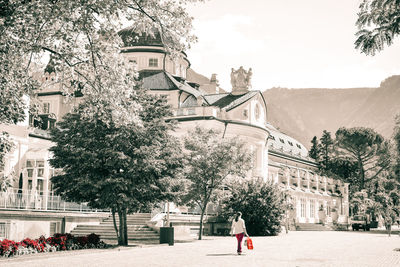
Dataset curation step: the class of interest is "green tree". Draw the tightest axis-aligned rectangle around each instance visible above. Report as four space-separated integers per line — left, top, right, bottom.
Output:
393 114 400 182
355 0 400 55
350 190 375 215
335 127 391 190
0 132 14 191
221 179 286 236
325 157 359 183
319 130 334 172
310 131 358 186
182 127 252 240
0 0 202 162
50 87 182 246
309 136 319 160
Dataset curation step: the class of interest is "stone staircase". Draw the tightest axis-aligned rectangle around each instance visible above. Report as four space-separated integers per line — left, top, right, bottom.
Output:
169 213 201 223
70 213 159 244
296 223 333 231
169 213 202 237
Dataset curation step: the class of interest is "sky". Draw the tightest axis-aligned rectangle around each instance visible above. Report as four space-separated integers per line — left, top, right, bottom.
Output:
186 0 400 91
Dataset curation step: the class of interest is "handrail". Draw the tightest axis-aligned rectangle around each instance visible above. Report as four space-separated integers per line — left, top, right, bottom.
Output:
0 191 108 213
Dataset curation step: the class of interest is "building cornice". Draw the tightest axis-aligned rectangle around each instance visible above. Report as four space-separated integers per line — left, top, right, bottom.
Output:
120 47 190 67
29 133 52 141
37 91 63 96
268 149 317 167
170 115 270 135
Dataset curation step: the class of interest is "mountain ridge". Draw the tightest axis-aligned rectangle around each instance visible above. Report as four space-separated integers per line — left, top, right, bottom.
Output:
262 75 400 148
186 68 400 149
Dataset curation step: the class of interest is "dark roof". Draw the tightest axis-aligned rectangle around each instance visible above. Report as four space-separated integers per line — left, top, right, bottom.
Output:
142 72 177 90
118 28 163 47
143 71 260 111
139 70 164 79
142 71 202 97
204 91 258 111
203 94 229 105
210 94 243 108
181 95 198 108
44 55 59 74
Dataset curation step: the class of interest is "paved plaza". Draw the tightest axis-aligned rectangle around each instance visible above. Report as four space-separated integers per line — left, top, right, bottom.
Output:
1 231 399 267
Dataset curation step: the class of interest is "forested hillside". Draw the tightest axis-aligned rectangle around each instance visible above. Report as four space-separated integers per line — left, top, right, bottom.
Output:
187 68 400 148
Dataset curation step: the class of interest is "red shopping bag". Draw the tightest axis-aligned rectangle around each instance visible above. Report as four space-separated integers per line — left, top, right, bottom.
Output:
246 237 253 250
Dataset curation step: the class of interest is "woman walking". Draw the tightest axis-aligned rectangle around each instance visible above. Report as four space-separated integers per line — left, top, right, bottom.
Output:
230 212 249 255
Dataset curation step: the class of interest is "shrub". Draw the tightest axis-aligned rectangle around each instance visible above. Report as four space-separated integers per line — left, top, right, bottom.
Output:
0 233 106 258
87 233 100 245
220 179 286 236
76 236 89 247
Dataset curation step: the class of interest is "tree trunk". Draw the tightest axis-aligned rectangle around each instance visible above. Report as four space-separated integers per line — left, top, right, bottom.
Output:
117 206 127 246
357 156 365 190
198 207 205 240
123 208 128 245
117 207 123 245
198 200 210 241
111 207 120 244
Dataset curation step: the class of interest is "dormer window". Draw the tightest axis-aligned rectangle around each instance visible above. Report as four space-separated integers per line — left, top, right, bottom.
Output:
149 58 158 67
243 109 248 118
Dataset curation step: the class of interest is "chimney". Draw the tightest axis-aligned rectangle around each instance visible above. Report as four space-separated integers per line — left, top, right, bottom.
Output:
210 73 218 84
210 74 220 94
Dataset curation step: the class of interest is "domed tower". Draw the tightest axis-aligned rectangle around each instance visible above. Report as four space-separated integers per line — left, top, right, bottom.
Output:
118 28 190 79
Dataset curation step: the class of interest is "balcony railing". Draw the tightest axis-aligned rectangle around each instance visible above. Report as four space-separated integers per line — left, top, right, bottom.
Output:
0 189 108 213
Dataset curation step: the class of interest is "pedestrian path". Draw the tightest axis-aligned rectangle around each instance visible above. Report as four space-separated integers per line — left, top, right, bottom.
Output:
1 231 399 266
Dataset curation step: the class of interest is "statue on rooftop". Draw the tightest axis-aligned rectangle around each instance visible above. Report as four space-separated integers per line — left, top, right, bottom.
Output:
230 66 252 94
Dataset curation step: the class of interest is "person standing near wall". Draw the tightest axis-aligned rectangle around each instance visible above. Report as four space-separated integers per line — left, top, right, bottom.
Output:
230 212 249 255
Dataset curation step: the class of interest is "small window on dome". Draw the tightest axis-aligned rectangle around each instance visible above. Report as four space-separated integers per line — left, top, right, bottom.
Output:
270 135 275 141
149 58 158 67
129 59 137 66
296 144 302 149
243 109 248 118
279 138 285 144
288 141 293 146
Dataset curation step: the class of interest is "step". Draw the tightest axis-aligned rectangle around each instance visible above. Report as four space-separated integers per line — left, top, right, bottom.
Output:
296 223 333 231
110 213 151 218
94 224 150 228
102 220 149 224
103 239 160 245
68 213 159 244
71 230 157 235
74 225 151 230
73 228 154 234
107 218 150 221
99 222 150 226
71 232 159 238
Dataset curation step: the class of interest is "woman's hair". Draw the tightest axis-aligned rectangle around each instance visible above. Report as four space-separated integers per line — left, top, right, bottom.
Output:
235 212 242 222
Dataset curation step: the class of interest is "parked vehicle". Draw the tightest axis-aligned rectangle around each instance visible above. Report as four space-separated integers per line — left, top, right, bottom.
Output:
351 214 370 231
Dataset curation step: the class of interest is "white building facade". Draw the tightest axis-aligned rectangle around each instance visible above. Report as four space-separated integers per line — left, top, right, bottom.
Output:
0 30 349 240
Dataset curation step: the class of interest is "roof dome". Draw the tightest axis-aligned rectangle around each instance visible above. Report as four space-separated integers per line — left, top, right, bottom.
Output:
266 124 309 158
118 28 163 47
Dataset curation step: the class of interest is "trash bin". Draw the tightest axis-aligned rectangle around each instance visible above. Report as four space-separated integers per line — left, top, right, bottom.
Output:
160 227 174 246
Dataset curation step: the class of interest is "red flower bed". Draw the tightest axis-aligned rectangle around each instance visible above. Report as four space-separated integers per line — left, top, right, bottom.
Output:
0 233 106 258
